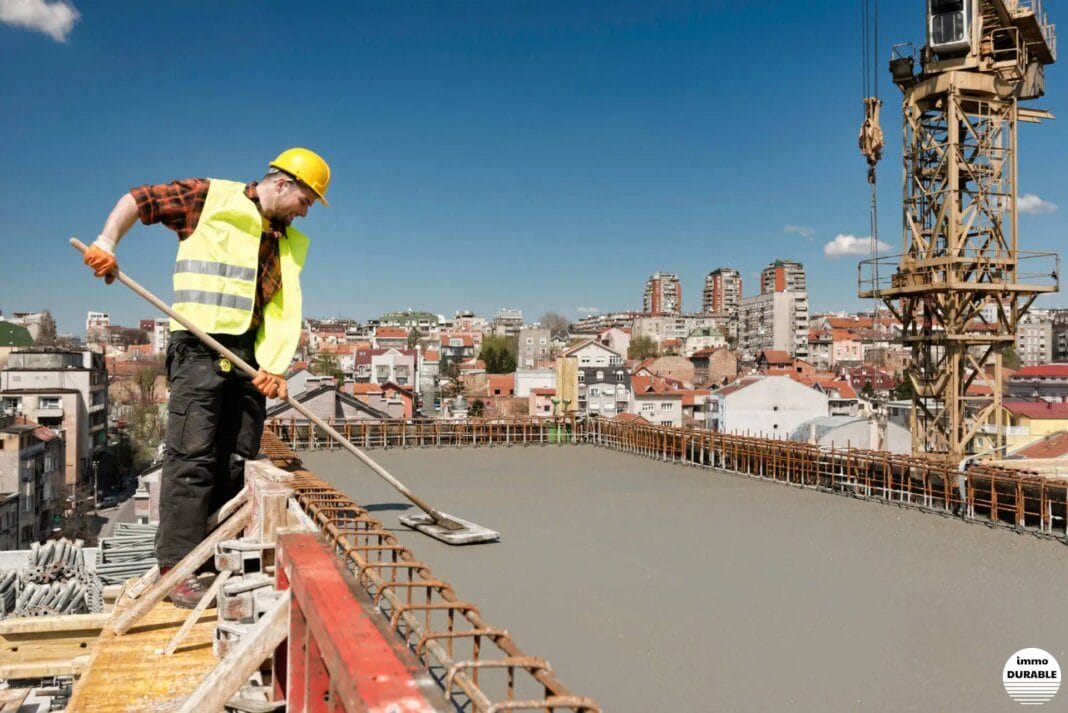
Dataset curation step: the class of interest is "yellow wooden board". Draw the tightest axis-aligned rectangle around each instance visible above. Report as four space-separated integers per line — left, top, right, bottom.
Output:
67 591 220 712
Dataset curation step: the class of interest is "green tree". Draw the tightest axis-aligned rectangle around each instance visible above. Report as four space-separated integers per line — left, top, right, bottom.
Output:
860 381 875 399
1002 346 1022 370
479 335 517 374
469 399 486 417
311 352 344 385
628 335 659 360
407 328 424 350
890 377 915 401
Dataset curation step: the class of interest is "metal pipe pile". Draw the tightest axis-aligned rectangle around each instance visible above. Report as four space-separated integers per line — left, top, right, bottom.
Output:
0 538 103 617
95 522 158 586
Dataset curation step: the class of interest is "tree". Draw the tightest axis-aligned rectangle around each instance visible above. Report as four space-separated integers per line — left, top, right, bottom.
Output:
479 334 517 374
539 311 570 336
469 399 485 417
628 335 659 361
311 352 344 385
1002 346 1022 370
890 377 914 401
112 356 166 473
407 328 424 350
34 311 57 346
860 381 876 399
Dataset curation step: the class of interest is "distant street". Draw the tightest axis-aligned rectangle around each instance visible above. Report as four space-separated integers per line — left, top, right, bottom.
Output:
95 496 136 540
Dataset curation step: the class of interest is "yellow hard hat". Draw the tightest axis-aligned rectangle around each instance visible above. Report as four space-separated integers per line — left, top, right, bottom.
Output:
269 147 331 207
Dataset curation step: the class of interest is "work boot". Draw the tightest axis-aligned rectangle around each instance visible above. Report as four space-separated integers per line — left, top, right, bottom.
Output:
167 574 208 609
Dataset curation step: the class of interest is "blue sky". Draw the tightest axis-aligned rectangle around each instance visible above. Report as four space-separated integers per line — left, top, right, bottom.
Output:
1 1 1065 334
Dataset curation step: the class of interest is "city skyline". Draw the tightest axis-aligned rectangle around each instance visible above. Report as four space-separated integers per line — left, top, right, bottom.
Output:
2 2 1065 333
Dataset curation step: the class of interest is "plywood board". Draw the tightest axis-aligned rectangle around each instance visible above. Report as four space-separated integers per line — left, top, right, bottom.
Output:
67 591 220 712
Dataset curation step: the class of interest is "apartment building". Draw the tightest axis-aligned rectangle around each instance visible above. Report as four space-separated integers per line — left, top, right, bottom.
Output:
517 328 550 369
643 272 682 315
493 309 524 338
760 259 806 295
632 314 720 348
560 341 630 417
738 292 809 360
1016 313 1053 367
0 349 107 486
702 268 742 315
0 415 64 546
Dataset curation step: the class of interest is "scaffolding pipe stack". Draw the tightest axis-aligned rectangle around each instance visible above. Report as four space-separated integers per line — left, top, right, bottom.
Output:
95 522 159 585
0 538 102 617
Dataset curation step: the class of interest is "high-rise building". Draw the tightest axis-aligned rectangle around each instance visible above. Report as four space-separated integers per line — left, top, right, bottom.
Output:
738 292 810 360
643 272 682 315
702 267 742 320
760 260 806 295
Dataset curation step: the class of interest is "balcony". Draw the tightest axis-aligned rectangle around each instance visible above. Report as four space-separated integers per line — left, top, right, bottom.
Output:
36 406 64 419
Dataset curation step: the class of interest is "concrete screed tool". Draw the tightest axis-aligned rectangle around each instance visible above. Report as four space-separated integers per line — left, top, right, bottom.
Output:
71 237 498 545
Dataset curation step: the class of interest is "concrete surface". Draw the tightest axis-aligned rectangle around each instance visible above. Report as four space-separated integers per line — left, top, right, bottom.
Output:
300 444 1068 712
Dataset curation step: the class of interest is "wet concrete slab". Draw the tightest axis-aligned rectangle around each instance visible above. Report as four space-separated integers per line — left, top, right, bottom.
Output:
299 444 1068 712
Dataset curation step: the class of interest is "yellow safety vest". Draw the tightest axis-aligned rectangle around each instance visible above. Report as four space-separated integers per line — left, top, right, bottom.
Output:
171 179 308 374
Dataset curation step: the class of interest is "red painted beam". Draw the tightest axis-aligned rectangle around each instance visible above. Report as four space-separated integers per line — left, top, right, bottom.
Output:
277 532 439 712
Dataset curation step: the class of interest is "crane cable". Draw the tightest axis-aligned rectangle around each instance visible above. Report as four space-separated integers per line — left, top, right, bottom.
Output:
859 0 884 330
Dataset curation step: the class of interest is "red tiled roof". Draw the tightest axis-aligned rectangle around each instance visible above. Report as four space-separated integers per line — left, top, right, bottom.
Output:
488 374 515 393
1003 399 1068 419
614 413 650 424
375 327 408 338
1012 364 1068 379
351 383 384 395
1014 431 1068 459
679 389 709 406
817 379 857 399
530 388 556 396
758 350 792 365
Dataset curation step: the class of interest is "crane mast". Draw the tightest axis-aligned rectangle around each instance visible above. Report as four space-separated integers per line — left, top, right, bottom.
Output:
859 0 1060 461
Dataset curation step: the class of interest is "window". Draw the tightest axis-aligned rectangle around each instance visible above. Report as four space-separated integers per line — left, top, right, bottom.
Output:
616 371 624 382
526 337 533 344
578 372 585 383
596 371 604 381
539 338 547 345
660 403 671 411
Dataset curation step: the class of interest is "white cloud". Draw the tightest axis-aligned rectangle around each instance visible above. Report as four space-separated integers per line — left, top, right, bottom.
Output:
576 306 600 316
783 225 814 238
823 233 890 257
0 0 79 42
1018 193 1058 215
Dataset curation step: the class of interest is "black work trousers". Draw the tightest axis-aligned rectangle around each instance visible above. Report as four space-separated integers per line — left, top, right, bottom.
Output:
157 331 265 567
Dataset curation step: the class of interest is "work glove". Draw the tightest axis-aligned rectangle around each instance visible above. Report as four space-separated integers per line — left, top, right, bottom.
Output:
252 370 287 400
83 241 118 285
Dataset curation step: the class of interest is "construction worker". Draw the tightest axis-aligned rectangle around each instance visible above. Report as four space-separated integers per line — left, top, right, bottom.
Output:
83 149 330 607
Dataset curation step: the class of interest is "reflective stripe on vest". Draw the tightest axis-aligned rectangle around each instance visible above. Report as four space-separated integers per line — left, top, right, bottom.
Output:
174 259 256 282
170 178 310 374
173 289 254 312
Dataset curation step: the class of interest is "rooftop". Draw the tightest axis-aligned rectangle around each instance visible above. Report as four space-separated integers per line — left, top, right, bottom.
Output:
298 445 1068 712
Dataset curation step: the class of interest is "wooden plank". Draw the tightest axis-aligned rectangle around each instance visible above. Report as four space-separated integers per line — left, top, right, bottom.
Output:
0 613 108 675
67 595 220 712
0 688 29 712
